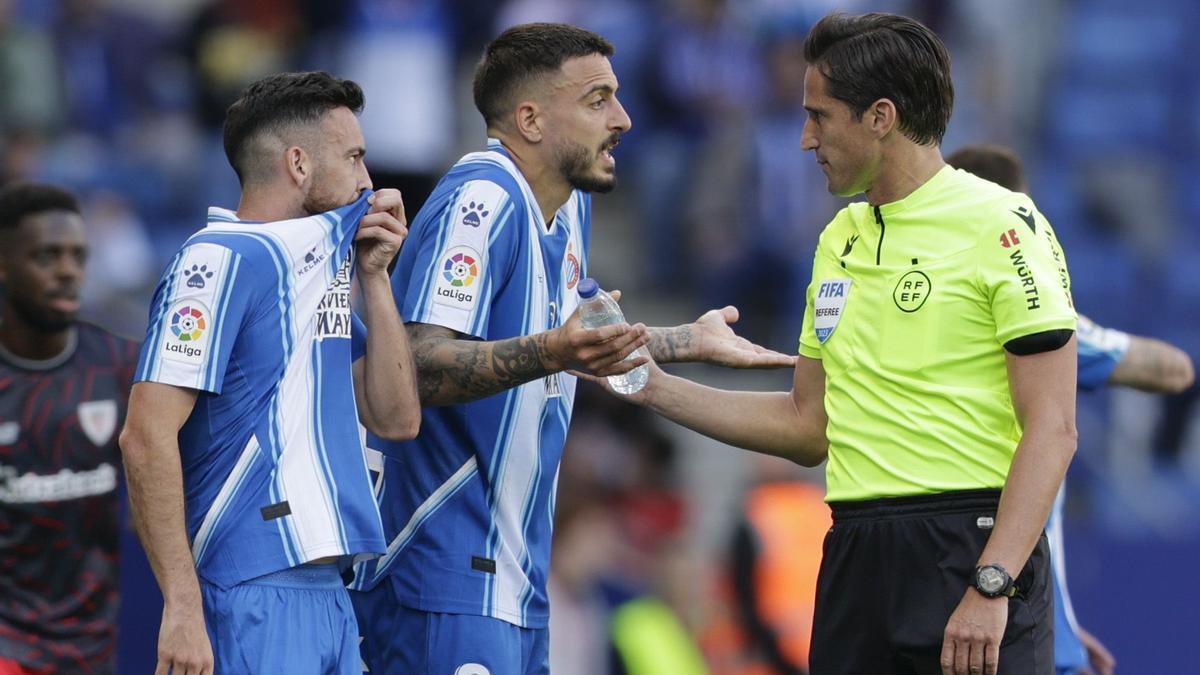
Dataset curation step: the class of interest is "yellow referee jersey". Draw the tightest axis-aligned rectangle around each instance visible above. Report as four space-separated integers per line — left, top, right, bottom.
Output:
799 165 1076 501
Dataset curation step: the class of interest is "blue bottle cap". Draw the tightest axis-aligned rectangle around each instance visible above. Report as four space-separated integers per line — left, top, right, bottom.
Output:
577 277 599 298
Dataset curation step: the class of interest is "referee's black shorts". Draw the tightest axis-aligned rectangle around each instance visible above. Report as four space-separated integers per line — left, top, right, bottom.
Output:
809 489 1053 675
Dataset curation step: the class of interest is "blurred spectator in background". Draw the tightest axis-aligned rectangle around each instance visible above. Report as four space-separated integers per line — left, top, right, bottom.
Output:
0 0 61 184
552 384 708 675
51 0 166 140
333 0 456 218
701 455 827 675
0 182 139 675
635 0 762 292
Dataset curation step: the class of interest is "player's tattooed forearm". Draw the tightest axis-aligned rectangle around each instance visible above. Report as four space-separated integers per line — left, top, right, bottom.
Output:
648 326 694 363
491 335 550 386
406 323 553 405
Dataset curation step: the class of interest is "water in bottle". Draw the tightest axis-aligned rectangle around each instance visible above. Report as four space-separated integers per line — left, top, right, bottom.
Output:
576 278 649 394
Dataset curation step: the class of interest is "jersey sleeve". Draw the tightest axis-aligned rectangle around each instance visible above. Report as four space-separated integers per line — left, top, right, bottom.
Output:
397 179 520 339
1076 315 1130 390
976 203 1077 344
134 241 260 394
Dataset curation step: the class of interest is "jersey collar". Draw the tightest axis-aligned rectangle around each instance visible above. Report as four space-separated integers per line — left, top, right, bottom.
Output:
485 137 564 235
0 327 78 371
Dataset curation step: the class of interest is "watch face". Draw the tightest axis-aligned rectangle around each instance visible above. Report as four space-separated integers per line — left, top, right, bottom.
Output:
978 567 1006 594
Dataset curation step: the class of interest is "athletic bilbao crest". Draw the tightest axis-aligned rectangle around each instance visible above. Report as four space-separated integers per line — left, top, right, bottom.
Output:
78 399 118 446
814 279 852 344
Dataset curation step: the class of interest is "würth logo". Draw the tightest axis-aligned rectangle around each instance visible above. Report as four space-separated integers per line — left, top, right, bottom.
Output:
999 229 1020 248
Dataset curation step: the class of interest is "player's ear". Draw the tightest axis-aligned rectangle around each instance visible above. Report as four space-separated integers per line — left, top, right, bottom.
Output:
284 146 311 188
514 100 543 144
869 98 898 139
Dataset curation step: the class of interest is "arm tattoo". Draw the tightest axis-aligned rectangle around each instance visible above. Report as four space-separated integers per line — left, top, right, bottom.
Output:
648 326 694 364
408 323 556 406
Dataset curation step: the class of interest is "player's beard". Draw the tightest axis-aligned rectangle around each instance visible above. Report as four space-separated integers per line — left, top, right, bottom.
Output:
556 135 618 194
302 166 358 215
8 292 75 333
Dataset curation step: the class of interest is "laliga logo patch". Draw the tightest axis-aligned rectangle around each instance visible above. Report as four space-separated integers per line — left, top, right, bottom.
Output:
162 299 211 364
434 245 482 309
813 278 851 344
443 251 478 287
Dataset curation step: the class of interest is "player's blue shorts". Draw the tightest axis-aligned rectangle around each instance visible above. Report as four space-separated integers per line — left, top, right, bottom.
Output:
201 563 360 675
351 576 548 675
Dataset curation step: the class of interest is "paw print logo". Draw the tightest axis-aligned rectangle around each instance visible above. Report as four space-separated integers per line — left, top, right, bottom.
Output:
460 201 489 228
184 264 214 289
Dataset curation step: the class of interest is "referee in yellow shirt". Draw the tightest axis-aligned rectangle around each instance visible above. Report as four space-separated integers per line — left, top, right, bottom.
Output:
600 12 1077 675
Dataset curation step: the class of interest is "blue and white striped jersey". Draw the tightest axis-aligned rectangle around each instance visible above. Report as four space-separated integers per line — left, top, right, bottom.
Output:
1075 315 1130 391
135 192 385 589
1049 316 1130 670
350 139 589 629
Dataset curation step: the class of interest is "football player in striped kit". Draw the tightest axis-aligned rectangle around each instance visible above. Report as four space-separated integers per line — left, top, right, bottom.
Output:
120 72 420 675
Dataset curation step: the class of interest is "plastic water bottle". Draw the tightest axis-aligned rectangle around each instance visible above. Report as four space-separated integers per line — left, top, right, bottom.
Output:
576 278 649 394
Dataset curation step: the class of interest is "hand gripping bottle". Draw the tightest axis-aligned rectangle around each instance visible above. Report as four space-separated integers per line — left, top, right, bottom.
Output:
576 278 649 394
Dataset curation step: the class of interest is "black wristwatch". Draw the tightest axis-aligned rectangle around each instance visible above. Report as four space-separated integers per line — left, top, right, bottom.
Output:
971 563 1016 598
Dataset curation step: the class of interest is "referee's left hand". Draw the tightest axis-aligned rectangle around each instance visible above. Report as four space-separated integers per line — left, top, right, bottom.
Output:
690 306 797 369
941 590 1007 675
356 188 408 276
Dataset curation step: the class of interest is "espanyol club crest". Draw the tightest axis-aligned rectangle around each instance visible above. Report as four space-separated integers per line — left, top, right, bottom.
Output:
78 399 118 446
814 279 852 344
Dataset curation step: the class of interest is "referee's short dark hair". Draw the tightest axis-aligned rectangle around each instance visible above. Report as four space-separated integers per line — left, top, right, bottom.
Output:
946 144 1027 192
223 71 365 186
804 12 954 146
0 182 81 231
473 23 614 130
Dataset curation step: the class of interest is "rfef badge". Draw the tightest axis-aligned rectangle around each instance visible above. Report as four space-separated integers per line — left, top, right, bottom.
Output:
814 278 852 344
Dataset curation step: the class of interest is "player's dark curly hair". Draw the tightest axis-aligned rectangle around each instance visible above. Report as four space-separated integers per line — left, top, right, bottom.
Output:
0 182 81 231
804 13 954 146
473 23 614 129
946 144 1026 192
223 71 365 186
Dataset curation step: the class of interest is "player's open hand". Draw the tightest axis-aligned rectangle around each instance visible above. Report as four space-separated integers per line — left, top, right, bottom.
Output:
551 290 650 377
156 601 214 675
356 189 408 276
941 590 1008 675
689 306 796 369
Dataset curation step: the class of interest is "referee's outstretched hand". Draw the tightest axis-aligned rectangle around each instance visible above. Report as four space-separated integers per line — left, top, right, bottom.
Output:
941 590 1008 675
688 306 797 369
